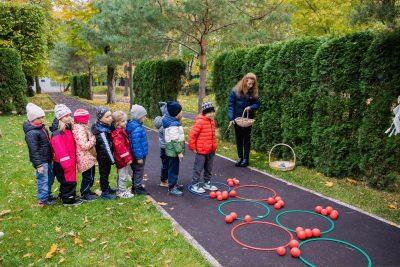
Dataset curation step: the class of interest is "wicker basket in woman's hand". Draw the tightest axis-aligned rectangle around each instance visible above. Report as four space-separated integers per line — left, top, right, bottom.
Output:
234 109 255 127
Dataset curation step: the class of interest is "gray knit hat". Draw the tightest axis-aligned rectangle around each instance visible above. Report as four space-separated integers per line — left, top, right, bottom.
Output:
130 104 147 120
201 101 215 115
54 104 72 120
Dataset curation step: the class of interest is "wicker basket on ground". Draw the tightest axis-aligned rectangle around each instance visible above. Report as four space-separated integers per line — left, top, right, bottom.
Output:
268 143 296 171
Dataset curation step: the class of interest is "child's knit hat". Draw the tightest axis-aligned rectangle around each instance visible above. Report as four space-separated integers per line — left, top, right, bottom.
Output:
96 106 109 121
26 103 45 122
130 104 147 120
54 104 72 120
167 101 182 117
201 101 215 115
74 109 90 124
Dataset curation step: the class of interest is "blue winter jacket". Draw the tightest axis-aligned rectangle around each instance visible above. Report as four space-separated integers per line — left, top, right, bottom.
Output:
126 119 148 160
228 89 261 121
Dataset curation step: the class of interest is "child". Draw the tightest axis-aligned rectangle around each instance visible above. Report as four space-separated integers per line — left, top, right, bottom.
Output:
111 111 134 198
91 107 116 200
51 104 82 206
189 102 218 193
23 103 55 206
72 109 97 202
154 102 168 187
126 104 149 195
163 101 185 197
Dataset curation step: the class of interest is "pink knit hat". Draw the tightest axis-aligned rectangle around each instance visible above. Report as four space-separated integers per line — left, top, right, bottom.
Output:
73 109 90 124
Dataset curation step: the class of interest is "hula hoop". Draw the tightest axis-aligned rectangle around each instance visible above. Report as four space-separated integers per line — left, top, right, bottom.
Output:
233 185 277 202
299 238 372 267
275 210 335 235
218 200 270 221
231 221 294 251
187 181 231 197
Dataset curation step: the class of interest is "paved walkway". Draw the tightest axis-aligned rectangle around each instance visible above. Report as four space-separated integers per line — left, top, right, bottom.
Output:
48 93 400 267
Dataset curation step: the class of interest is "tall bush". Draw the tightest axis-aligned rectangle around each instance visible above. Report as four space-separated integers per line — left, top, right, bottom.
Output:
358 30 400 188
70 74 91 100
311 32 374 177
0 48 27 114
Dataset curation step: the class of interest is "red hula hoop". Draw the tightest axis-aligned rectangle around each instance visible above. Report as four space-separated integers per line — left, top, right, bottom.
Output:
233 185 277 202
231 221 294 251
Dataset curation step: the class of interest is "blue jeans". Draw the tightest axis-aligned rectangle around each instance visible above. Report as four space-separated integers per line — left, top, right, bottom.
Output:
167 157 180 189
160 148 169 181
35 162 55 202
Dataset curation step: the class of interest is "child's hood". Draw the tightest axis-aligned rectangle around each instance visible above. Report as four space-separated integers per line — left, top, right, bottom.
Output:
50 117 59 133
159 102 168 116
23 120 44 134
162 114 180 129
154 116 163 129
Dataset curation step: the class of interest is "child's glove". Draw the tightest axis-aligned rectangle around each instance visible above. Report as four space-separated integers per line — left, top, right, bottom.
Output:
178 153 184 161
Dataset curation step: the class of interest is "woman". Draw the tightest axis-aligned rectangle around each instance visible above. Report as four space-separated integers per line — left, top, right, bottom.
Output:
228 73 260 167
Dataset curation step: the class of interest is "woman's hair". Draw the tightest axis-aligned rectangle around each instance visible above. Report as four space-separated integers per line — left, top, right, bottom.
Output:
112 111 127 127
235 72 259 98
58 116 73 132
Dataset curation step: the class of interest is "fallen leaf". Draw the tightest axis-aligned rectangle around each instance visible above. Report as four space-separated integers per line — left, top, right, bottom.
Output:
16 230 22 234
67 231 76 237
88 238 96 243
324 181 334 187
84 217 90 225
74 238 84 247
26 242 33 247
57 233 65 239
346 178 359 185
99 241 108 245
31 224 37 228
58 256 65 264
0 210 11 217
59 247 66 255
387 203 398 210
144 199 152 204
95 189 102 196
157 202 168 206
22 253 32 258
55 226 62 232
45 243 57 259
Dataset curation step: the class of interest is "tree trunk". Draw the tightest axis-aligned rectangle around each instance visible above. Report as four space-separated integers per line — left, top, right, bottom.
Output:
107 65 116 104
65 82 70 92
34 77 42 94
88 68 93 100
198 38 207 113
123 64 129 97
128 60 134 107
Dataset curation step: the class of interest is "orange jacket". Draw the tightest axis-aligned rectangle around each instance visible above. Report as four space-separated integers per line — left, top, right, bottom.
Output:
189 114 217 154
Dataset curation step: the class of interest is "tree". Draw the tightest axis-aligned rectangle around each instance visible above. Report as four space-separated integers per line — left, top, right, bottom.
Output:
351 0 399 29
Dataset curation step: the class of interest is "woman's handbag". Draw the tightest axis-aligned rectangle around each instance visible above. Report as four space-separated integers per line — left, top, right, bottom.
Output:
234 109 255 127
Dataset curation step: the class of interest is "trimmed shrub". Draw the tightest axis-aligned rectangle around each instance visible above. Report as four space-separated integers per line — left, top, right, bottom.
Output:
0 3 48 77
311 32 374 178
133 59 185 118
0 48 27 114
70 74 91 100
358 30 400 188
276 37 322 166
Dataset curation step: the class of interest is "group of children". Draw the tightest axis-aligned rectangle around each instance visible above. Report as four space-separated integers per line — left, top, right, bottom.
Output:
24 99 219 206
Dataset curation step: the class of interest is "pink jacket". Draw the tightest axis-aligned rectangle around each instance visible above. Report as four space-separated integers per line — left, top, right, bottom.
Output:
72 123 97 173
51 128 77 183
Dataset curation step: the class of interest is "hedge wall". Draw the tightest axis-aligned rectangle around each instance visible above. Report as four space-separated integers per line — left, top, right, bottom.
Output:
0 48 27 114
276 37 322 166
133 59 185 118
212 30 400 188
71 74 91 100
0 3 48 77
311 32 374 177
358 30 400 188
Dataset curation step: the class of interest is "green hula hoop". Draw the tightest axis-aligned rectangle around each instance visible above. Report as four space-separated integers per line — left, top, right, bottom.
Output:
275 210 335 234
299 237 372 267
218 200 270 221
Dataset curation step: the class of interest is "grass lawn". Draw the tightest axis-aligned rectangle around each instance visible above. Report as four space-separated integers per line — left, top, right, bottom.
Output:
62 94 400 224
92 86 126 96
0 114 210 266
28 94 55 111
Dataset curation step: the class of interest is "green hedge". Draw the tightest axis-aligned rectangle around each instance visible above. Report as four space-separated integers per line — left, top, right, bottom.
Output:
311 32 374 177
213 31 400 188
0 48 27 114
133 59 185 118
358 30 400 188
0 3 48 77
277 37 322 166
71 74 91 100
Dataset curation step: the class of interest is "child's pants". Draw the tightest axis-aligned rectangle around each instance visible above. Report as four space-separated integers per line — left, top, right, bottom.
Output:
98 162 112 194
160 148 169 182
35 162 55 202
192 153 215 185
117 165 132 193
130 157 146 188
80 165 95 196
53 162 77 203
167 157 180 189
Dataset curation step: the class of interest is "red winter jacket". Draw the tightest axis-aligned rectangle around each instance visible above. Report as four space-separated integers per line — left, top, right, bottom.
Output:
189 114 217 155
111 128 133 169
51 128 77 183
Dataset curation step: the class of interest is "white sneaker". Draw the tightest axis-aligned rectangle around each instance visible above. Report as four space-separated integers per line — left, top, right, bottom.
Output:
117 191 134 198
191 184 205 193
203 182 218 191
